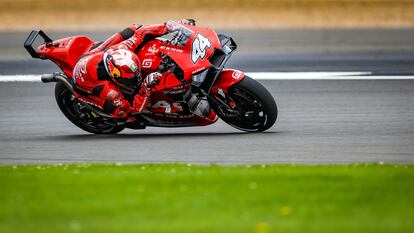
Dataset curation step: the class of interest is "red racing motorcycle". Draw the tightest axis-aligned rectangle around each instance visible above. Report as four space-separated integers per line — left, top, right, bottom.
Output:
24 22 277 134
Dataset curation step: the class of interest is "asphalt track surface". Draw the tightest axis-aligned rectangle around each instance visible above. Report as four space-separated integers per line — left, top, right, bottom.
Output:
0 29 414 164
1 79 413 164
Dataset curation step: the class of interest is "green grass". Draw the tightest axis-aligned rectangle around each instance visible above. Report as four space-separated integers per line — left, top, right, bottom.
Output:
1 164 413 233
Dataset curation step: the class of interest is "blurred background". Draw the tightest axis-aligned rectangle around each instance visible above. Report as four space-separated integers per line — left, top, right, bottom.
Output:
1 0 414 30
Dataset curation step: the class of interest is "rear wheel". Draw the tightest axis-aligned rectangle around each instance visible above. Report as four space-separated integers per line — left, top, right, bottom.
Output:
55 82 125 134
210 76 277 132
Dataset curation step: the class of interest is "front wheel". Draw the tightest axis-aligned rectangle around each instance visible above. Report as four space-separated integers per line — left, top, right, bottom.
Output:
210 76 277 132
55 82 125 134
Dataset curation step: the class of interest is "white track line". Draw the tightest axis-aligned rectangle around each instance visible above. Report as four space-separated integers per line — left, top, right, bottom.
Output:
1 72 414 82
246 72 414 80
0 75 41 82
248 72 373 80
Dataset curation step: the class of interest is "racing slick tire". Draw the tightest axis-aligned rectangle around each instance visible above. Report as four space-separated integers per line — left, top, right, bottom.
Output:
211 76 277 132
55 82 125 134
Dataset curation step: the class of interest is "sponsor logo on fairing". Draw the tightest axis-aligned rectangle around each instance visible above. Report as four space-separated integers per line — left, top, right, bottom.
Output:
150 101 184 113
191 33 211 64
142 59 153 68
192 66 208 74
160 46 184 53
232 70 243 80
148 44 159 53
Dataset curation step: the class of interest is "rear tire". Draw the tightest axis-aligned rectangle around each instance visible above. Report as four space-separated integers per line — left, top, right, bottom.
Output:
55 82 125 134
210 76 277 132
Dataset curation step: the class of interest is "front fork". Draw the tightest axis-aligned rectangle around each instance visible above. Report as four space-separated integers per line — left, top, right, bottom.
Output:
206 69 246 117
183 83 241 118
207 92 241 118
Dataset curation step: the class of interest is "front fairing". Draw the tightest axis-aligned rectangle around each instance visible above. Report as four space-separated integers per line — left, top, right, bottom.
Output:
140 24 222 79
138 23 238 94
175 29 222 78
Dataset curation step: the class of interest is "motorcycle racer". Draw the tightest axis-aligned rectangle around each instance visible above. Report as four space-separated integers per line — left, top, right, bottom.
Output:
26 18 277 134
72 22 179 122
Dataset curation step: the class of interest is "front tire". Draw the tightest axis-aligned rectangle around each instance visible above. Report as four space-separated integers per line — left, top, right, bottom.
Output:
210 76 277 132
55 82 125 134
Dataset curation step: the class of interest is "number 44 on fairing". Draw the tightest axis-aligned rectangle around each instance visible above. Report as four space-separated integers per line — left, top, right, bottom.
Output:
192 33 211 63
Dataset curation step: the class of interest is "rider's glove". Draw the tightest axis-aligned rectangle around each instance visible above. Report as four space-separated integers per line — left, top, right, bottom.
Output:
165 20 180 33
165 20 192 46
129 73 162 114
143 72 162 90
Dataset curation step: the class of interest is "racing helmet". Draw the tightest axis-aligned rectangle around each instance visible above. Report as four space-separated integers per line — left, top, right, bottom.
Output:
103 49 141 87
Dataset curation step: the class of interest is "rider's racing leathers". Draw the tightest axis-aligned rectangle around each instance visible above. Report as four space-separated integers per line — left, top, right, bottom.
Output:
72 24 168 119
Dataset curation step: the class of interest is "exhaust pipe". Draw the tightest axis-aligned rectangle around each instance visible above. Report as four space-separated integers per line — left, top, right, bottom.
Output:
41 73 74 93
